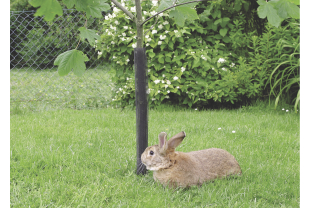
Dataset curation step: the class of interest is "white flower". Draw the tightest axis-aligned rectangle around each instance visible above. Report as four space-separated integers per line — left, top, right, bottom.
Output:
146 89 150 94
232 131 236 133
122 33 126 36
113 56 116 59
195 108 198 110
119 88 122 91
131 6 136 12
126 59 130 62
148 69 151 72
165 30 169 33
162 74 165 77
152 30 157 34
146 43 150 46
163 21 169 25
166 80 171 85
115 20 119 25
167 90 170 93
145 35 149 39
126 77 130 80
286 110 289 112
218 58 226 63
98 51 102 55
150 11 157 15
154 80 160 84
158 24 163 29
161 80 165 83
152 0 158 6
165 95 169 99
173 76 178 80
176 86 180 89
132 43 137 48
158 41 162 45
147 38 152 42
222 68 227 71
124 26 128 30
218 128 221 130
174 30 178 33
105 15 109 20
159 35 166 40
230 63 235 67
282 108 285 110
151 98 156 101
158 90 161 93
143 11 148 15
164 84 168 88
181 67 186 72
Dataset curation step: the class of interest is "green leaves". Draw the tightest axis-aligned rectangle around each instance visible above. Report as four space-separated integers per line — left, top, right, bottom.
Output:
30 0 110 21
257 0 282 28
275 0 300 19
257 0 300 28
78 27 100 46
219 28 228 37
54 50 89 77
29 0 63 21
157 0 174 11
169 6 199 27
157 0 199 27
75 0 110 18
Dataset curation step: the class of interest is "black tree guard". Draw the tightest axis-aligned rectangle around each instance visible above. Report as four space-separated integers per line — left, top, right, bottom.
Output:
134 48 148 175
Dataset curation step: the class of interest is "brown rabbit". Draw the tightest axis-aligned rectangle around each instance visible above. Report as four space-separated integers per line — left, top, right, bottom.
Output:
141 131 242 188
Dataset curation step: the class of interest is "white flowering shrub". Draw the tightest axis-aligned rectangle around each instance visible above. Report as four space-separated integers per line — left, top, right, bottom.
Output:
97 0 263 108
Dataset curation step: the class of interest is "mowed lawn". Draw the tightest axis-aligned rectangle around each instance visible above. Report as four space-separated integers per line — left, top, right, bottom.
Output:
10 107 299 207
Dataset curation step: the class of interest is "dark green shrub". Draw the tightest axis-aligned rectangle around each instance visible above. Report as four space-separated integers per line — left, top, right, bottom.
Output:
97 0 265 109
247 19 300 110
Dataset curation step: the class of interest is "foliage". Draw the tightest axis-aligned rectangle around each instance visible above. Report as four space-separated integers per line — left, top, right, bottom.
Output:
10 10 102 69
257 0 299 28
247 19 300 111
10 0 35 11
97 0 264 108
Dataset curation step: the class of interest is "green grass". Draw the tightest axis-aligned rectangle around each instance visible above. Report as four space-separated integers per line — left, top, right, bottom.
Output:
10 106 300 207
10 67 114 111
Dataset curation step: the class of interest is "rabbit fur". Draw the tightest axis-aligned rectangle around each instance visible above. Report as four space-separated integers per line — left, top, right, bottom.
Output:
141 131 242 188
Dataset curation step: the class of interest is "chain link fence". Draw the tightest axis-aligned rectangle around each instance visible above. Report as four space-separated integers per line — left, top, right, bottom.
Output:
10 10 114 112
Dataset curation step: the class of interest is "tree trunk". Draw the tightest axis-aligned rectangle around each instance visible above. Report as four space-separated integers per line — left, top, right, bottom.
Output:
134 48 148 175
134 0 148 175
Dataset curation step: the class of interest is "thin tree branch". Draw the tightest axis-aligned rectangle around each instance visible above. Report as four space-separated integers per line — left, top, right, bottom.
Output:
140 0 208 26
144 15 160 36
111 0 136 22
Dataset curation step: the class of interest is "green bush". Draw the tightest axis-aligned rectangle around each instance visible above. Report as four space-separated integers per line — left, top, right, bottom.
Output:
247 19 300 110
97 0 264 108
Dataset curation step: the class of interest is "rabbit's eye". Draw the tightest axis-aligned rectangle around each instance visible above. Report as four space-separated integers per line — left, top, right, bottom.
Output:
150 150 154 155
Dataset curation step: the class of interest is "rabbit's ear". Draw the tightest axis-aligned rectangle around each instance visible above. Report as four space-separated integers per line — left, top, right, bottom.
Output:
158 132 168 155
168 131 186 149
